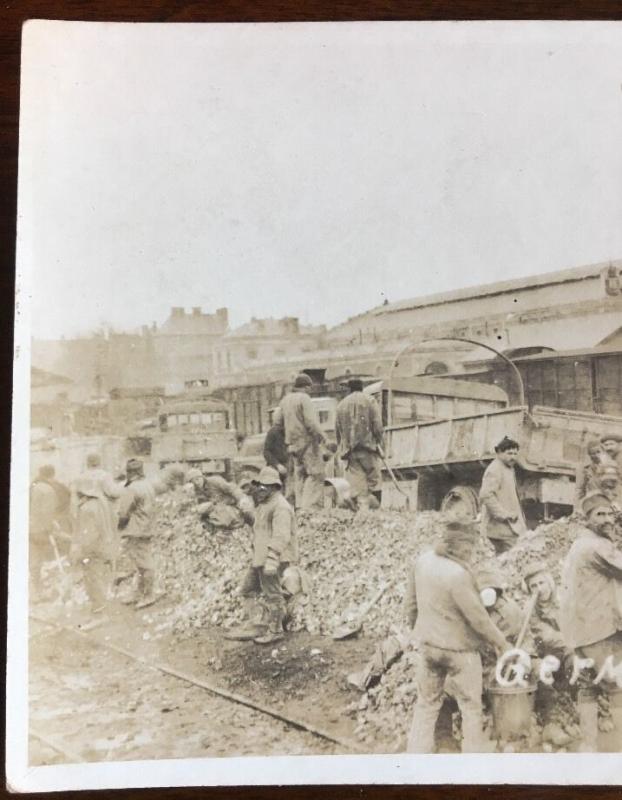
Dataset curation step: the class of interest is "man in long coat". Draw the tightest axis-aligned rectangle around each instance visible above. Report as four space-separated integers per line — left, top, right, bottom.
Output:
279 373 326 509
479 436 526 555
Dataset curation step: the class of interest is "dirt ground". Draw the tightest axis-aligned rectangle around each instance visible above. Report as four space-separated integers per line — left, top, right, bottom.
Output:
29 597 379 765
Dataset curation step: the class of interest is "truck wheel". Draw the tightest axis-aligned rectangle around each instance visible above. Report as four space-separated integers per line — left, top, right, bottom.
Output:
440 485 479 520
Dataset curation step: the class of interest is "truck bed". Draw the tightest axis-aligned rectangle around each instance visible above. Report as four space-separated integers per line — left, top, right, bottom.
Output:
385 405 622 476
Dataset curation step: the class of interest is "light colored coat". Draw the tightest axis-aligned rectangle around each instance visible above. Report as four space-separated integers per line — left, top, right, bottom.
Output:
118 477 156 539
479 458 526 542
252 492 298 568
560 525 622 649
279 390 324 455
404 549 507 652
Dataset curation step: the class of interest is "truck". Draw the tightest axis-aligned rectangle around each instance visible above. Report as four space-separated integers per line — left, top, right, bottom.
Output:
150 398 238 478
383 404 622 523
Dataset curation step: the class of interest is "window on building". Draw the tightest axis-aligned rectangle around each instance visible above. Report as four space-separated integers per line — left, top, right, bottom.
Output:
424 361 449 376
246 347 258 360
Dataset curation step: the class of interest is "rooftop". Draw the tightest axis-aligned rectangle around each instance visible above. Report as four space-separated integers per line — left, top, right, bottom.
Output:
226 317 325 339
372 260 622 317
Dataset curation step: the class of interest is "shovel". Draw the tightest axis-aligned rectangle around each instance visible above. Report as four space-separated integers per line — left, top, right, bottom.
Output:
332 582 392 640
377 446 411 511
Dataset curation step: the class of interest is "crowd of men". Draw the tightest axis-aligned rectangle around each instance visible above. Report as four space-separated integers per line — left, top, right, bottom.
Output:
28 372 622 751
404 430 622 753
30 454 170 627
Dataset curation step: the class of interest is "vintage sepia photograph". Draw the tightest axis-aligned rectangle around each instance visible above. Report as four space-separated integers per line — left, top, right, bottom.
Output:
8 18 622 791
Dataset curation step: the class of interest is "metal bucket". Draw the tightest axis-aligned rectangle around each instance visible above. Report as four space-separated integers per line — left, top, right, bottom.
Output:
488 684 536 740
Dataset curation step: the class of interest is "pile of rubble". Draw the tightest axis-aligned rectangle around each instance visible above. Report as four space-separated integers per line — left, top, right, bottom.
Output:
152 496 495 638
349 516 590 752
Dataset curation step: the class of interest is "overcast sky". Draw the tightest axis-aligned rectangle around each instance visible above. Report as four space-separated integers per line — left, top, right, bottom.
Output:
18 21 622 339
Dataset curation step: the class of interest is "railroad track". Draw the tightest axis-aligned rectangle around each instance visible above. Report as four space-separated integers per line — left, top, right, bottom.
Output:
29 614 363 760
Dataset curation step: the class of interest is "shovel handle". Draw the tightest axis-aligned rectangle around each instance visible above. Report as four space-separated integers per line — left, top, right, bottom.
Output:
377 448 409 505
501 590 539 682
356 582 392 622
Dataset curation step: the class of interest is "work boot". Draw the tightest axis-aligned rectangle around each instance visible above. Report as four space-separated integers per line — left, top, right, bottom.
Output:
224 624 267 641
136 594 158 610
577 697 599 752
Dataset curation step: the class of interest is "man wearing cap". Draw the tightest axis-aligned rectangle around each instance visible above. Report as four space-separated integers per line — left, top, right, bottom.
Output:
233 466 298 644
601 433 622 477
560 491 622 750
595 463 622 516
279 373 326 510
117 458 158 609
69 469 119 622
335 378 385 510
404 518 511 753
479 436 526 556
575 439 608 509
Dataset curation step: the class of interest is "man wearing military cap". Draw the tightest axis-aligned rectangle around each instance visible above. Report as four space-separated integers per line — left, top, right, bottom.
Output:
601 432 622 476
560 491 622 750
278 373 326 510
335 378 385 510
117 458 158 609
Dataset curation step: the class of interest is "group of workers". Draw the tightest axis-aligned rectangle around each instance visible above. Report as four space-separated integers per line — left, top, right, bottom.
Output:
30 454 168 625
401 430 622 753
263 373 385 511
29 373 622 751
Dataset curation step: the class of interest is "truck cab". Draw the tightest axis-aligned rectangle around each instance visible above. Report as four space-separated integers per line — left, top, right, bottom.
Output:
150 398 238 477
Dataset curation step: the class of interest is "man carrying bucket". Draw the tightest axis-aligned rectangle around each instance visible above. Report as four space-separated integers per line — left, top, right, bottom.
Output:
404 518 511 753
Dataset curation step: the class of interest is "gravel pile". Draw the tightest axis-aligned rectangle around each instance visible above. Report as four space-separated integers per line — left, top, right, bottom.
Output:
152 497 495 638
350 516 597 752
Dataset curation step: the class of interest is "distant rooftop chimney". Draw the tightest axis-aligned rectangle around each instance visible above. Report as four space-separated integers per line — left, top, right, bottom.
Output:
192 307 201 316
171 307 184 318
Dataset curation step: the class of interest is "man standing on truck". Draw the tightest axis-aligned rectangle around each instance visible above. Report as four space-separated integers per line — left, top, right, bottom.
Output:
118 458 158 609
335 378 385 510
279 373 326 510
479 436 526 556
404 518 511 753
601 433 622 475
575 439 608 509
560 491 622 751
